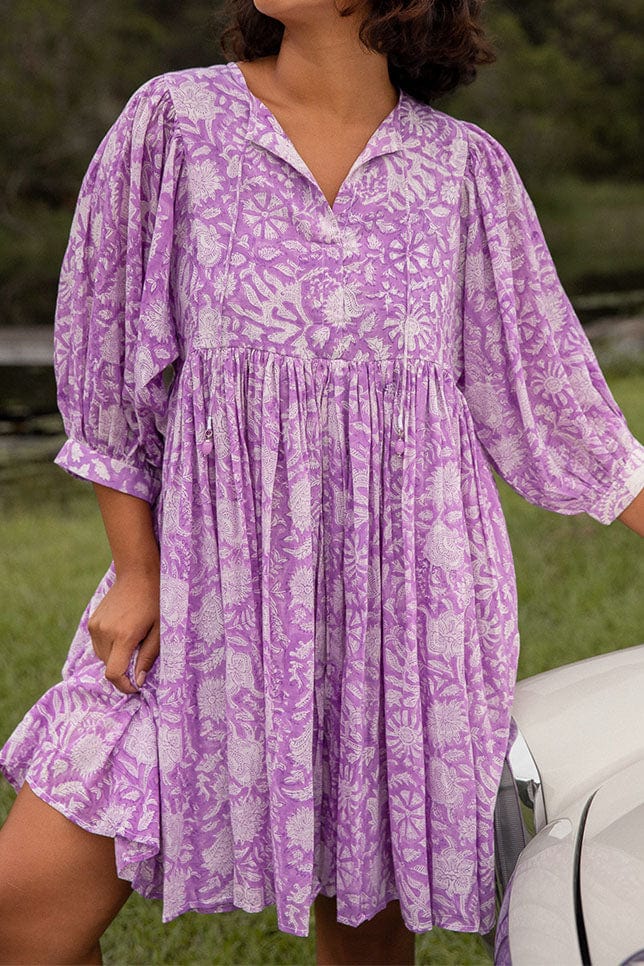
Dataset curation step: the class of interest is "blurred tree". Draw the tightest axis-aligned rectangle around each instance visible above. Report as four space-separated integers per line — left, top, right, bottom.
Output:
446 0 644 182
547 0 644 178
443 11 590 187
0 0 169 325
137 0 224 69
0 0 232 326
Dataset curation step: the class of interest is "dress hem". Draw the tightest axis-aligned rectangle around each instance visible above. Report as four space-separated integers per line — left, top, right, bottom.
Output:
164 887 493 939
0 764 495 941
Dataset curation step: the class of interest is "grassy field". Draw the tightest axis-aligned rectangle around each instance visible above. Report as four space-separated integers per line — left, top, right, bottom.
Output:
0 372 642 965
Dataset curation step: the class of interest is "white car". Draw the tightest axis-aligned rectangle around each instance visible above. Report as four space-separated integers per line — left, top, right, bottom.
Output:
489 642 644 965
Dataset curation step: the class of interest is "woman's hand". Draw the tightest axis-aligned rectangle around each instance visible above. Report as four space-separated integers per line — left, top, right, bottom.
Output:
90 483 163 695
88 570 160 695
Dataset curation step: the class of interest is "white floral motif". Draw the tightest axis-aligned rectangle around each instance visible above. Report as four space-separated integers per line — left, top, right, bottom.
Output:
196 676 227 720
288 564 313 605
429 759 466 813
426 613 464 658
429 700 468 747
190 160 225 202
227 735 263 784
122 715 158 766
389 708 422 762
193 591 225 638
244 191 292 240
286 805 312 850
435 847 476 896
70 733 108 778
322 289 346 328
195 225 226 266
423 521 465 570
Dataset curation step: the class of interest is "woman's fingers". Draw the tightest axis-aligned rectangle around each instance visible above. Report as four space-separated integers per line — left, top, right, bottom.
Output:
90 621 160 695
84 574 161 694
104 637 141 695
87 609 111 664
133 622 160 688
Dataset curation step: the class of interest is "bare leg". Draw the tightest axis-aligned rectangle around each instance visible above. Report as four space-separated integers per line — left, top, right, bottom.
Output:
314 893 416 966
83 944 103 966
0 781 133 964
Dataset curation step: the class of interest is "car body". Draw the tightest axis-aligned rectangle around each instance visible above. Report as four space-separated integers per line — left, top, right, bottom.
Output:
488 641 644 965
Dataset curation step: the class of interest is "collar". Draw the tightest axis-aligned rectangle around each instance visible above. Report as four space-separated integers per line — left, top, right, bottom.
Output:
228 61 406 186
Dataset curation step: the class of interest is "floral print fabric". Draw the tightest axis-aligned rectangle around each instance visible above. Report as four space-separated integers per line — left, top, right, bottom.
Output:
1 61 643 939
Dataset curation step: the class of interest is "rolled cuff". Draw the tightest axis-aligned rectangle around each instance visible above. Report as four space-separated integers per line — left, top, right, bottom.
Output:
589 441 644 525
54 438 161 504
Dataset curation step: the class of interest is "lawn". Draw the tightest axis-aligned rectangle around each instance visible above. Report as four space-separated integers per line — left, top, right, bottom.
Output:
0 372 642 965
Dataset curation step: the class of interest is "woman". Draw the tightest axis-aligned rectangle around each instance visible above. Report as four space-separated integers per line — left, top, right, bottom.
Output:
1 0 643 962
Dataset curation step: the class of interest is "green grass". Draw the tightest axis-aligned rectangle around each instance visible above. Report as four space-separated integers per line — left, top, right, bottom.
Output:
1 373 643 964
508 373 644 679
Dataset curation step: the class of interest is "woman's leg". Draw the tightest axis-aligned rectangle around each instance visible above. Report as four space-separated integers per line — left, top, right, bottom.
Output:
313 893 416 966
0 780 133 965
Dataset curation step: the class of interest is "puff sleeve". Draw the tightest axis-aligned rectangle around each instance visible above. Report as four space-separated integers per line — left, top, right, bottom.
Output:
53 74 183 504
457 122 644 525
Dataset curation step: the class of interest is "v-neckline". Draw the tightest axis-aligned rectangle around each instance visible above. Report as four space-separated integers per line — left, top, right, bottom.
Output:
227 60 406 216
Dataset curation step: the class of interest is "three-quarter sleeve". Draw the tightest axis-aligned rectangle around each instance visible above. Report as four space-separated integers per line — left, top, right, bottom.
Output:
53 74 183 504
456 121 644 525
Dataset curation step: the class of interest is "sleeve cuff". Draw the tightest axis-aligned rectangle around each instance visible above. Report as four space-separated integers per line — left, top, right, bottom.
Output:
54 438 161 504
589 441 644 525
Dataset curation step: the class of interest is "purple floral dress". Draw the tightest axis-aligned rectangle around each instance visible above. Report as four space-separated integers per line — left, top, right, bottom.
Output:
1 61 643 939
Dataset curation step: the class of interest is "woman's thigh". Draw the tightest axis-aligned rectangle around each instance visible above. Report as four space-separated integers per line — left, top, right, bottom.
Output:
0 780 133 964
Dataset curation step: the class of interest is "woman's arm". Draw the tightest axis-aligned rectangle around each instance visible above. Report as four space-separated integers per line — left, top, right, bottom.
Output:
88 483 161 695
617 487 644 537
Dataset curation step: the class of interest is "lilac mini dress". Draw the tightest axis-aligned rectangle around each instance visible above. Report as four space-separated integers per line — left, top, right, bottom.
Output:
1 61 643 938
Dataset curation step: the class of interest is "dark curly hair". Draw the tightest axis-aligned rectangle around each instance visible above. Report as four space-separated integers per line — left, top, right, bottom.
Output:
218 0 496 104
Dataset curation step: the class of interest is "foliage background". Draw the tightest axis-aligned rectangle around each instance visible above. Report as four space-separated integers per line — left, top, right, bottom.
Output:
1 0 643 326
